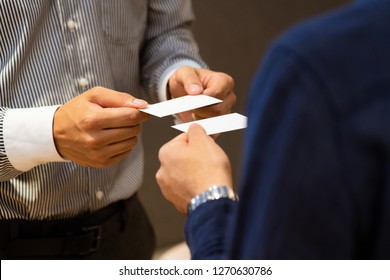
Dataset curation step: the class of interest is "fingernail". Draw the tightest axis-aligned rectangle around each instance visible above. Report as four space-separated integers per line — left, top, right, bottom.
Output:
190 84 203 94
132 99 148 106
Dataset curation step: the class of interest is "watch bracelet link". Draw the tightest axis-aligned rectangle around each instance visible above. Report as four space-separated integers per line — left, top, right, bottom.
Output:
188 185 238 214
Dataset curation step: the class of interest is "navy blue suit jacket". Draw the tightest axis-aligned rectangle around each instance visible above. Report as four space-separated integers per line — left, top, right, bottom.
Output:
185 0 390 259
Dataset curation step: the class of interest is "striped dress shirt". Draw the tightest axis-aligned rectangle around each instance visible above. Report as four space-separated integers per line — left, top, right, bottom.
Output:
0 0 206 220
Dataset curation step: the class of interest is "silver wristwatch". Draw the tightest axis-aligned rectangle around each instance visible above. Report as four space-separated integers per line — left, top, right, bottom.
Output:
188 185 238 214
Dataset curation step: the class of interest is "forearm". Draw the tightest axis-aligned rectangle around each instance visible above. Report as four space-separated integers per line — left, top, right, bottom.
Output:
141 0 208 102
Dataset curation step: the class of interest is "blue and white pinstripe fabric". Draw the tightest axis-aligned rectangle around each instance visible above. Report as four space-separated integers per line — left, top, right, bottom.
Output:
0 0 206 219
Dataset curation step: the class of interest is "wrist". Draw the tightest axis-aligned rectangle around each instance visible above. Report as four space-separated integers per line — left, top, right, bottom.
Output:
187 185 238 214
158 60 203 102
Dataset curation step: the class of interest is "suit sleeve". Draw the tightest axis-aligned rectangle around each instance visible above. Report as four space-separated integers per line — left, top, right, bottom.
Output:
185 199 238 259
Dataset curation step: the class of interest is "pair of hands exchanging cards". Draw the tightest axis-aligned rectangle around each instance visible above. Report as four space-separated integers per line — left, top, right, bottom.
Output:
140 94 247 135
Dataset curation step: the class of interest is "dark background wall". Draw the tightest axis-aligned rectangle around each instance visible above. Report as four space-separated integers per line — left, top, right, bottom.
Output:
139 0 351 249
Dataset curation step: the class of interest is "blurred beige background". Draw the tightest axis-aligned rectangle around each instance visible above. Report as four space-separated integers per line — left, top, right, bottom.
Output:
139 0 351 251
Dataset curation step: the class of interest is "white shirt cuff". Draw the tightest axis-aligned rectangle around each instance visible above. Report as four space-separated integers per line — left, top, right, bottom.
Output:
158 60 203 102
3 105 69 171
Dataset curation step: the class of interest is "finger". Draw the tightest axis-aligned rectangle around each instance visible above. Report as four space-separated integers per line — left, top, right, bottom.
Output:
100 146 136 167
193 90 236 119
158 133 188 162
176 111 193 123
96 108 150 129
62 137 138 168
105 150 133 166
173 132 189 143
202 73 235 100
173 67 204 95
99 125 141 145
155 168 165 188
107 137 138 158
93 137 139 167
161 131 189 145
187 123 210 144
89 86 148 109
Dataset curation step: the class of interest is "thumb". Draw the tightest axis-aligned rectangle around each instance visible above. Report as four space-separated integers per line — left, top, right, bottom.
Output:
175 67 204 95
90 87 148 109
187 123 209 144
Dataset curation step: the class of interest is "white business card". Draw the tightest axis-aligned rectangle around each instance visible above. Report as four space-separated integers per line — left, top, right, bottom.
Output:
139 94 222 118
172 113 248 135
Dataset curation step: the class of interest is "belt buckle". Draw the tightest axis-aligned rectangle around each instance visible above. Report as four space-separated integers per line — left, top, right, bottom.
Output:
79 225 102 255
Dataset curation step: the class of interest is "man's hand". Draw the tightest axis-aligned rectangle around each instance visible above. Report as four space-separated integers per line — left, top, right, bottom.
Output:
156 124 233 213
168 66 236 122
53 86 150 168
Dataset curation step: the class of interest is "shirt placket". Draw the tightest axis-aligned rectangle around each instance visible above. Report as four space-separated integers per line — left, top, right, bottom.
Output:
55 0 103 208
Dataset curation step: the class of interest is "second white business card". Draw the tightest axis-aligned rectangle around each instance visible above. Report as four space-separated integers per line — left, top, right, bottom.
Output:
172 113 248 135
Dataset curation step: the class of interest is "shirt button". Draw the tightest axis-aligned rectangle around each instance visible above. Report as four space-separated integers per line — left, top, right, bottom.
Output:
67 19 77 30
78 77 90 88
96 190 104 200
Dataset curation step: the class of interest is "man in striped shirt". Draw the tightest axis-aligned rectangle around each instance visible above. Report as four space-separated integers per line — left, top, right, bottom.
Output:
0 0 235 259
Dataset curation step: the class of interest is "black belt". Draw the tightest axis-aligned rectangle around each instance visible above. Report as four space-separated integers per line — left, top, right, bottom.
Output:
0 196 135 258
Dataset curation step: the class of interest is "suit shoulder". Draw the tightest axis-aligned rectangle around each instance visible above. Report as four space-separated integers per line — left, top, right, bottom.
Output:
274 1 388 56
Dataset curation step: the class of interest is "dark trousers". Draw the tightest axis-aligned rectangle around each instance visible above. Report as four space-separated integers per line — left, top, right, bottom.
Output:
0 194 155 259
